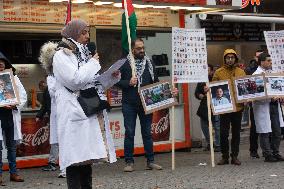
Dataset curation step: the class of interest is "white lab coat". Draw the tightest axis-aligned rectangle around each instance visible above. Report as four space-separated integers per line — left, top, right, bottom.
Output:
252 66 284 133
0 75 27 141
47 75 58 144
53 49 117 170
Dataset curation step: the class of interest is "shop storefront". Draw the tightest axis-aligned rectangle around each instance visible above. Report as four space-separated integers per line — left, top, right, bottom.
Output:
0 0 242 169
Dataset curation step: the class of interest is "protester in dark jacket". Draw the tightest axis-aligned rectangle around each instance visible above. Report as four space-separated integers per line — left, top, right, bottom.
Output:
195 64 220 152
245 50 263 159
116 38 162 172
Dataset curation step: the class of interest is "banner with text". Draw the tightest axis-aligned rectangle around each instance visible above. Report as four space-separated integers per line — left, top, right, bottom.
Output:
172 27 208 83
264 30 284 73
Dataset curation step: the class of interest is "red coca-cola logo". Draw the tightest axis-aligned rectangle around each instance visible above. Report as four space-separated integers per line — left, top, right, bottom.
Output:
22 126 50 147
152 114 169 135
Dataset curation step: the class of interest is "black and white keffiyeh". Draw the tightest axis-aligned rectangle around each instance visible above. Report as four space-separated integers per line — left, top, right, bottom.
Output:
127 53 154 88
69 38 91 68
70 38 106 100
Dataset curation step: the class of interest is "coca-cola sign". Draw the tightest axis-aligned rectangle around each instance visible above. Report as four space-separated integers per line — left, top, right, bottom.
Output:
17 118 50 157
151 109 170 142
22 126 49 147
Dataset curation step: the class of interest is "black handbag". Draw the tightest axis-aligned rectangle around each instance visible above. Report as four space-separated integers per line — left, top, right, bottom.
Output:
66 87 111 117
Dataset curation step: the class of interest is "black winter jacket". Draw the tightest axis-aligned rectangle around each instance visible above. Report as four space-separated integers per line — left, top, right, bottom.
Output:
116 59 159 105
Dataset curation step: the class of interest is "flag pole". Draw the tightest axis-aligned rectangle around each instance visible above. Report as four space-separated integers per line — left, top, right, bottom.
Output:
65 0 72 25
123 0 136 77
206 84 215 167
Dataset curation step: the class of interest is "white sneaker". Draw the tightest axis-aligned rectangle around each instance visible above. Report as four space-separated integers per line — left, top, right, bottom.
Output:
58 170 66 178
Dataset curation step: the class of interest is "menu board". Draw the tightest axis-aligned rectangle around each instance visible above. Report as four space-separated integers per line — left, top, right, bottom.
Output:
201 21 271 42
0 0 179 27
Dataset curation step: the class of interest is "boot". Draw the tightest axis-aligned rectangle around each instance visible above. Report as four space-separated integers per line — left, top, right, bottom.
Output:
124 163 134 172
217 158 229 165
10 173 24 182
146 162 163 170
264 155 278 162
231 157 241 165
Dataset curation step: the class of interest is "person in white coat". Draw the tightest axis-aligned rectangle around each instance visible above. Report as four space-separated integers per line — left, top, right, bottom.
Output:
252 52 284 162
51 19 117 189
0 52 27 185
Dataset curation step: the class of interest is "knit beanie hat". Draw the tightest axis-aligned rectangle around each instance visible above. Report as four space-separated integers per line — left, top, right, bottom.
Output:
61 19 88 40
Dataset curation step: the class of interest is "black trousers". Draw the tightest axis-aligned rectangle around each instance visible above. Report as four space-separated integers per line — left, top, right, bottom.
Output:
220 111 243 159
249 105 259 153
66 164 92 189
259 102 282 157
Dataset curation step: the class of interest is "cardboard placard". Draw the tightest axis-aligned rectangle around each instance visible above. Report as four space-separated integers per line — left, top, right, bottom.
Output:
139 81 177 114
0 69 20 107
265 73 284 97
209 80 236 115
233 74 267 103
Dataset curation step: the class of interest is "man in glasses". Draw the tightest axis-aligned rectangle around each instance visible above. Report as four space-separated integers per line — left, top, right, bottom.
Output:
212 49 246 166
117 38 177 172
252 53 284 162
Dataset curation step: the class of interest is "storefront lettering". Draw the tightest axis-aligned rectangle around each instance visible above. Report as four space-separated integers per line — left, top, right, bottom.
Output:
22 126 49 146
242 0 261 8
110 121 125 139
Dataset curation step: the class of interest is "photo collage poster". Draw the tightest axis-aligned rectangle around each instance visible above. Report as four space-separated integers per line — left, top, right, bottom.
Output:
172 27 208 83
234 74 266 103
139 81 177 115
265 74 284 96
264 30 284 73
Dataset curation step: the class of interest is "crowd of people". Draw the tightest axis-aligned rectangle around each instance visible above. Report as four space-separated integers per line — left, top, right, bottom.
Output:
195 48 284 165
0 18 283 188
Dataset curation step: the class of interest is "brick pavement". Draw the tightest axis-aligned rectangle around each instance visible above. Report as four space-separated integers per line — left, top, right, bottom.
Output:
3 142 284 189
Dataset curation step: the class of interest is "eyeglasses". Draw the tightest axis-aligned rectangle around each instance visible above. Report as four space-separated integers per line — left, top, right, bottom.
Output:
225 56 236 60
134 47 145 51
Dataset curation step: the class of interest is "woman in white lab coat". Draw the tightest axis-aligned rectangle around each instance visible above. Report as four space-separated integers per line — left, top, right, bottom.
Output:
252 53 284 162
51 19 117 189
0 51 27 184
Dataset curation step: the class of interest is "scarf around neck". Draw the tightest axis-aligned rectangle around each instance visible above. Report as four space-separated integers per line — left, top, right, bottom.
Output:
69 38 91 68
127 53 154 88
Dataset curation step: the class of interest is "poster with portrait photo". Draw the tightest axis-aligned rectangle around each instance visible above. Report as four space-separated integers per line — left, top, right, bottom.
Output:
233 74 267 103
0 69 20 107
209 80 236 115
265 74 284 97
139 81 177 115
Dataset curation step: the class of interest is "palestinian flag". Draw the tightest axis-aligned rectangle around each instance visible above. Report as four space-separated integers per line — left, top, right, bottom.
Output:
121 0 137 54
65 0 72 25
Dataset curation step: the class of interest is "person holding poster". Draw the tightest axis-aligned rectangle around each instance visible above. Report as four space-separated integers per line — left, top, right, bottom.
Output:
0 52 27 184
212 49 246 165
245 50 263 159
117 38 178 172
252 53 284 162
116 38 161 172
195 64 220 152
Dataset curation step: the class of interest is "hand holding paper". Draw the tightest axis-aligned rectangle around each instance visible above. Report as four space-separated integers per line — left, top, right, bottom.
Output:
96 58 126 90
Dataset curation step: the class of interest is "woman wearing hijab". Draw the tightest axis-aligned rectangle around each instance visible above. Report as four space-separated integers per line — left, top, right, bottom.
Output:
0 52 27 185
51 19 117 188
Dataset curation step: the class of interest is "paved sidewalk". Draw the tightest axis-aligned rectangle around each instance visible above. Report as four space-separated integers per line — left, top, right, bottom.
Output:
3 142 284 189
